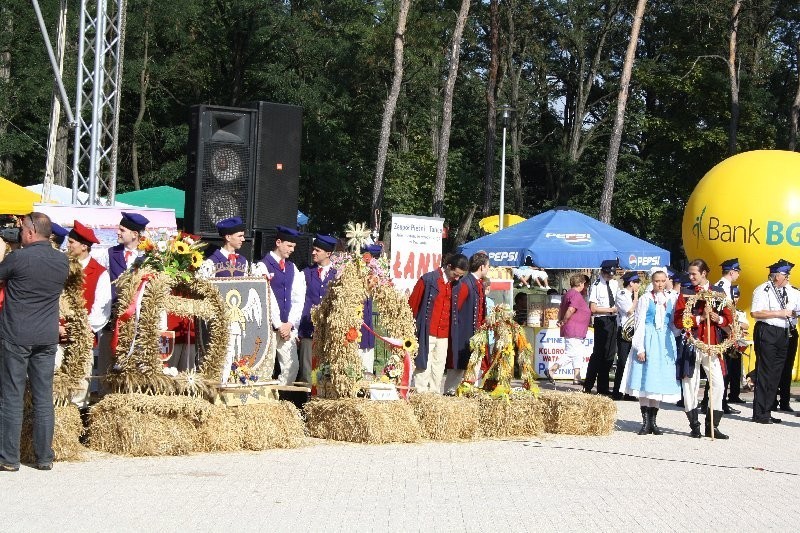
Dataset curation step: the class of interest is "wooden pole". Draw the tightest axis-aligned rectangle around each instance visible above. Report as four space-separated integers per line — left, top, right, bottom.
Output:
706 302 714 440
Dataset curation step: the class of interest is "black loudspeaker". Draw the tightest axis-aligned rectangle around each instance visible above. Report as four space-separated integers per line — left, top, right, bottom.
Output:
256 229 314 271
246 101 303 231
186 105 257 237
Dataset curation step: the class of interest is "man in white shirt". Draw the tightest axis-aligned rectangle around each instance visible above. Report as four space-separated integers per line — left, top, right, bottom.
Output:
714 258 743 413
751 259 798 424
583 259 619 395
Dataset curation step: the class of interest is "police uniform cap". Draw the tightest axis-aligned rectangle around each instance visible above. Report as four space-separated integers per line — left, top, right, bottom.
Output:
622 271 640 283
119 212 150 232
600 259 618 272
69 220 100 246
720 258 741 272
768 259 794 274
216 216 245 236
313 234 337 252
275 225 299 243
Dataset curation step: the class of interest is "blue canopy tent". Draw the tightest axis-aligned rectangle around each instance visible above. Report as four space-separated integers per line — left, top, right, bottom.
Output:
458 207 670 270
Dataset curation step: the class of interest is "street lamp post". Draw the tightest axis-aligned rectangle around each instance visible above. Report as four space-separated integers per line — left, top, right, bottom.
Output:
498 105 516 230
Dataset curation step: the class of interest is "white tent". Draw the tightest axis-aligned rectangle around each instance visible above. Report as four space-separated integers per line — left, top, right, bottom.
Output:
25 183 133 207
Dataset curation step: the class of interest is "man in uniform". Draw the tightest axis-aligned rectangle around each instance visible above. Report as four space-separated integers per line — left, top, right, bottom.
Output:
612 270 640 401
359 243 383 377
408 253 468 394
674 259 733 438
298 234 337 383
64 221 112 406
715 258 743 412
253 226 306 385
583 259 619 395
751 259 798 424
202 216 248 277
774 276 799 413
445 251 490 394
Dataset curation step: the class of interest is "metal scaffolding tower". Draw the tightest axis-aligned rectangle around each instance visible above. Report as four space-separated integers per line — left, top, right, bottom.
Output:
70 0 127 205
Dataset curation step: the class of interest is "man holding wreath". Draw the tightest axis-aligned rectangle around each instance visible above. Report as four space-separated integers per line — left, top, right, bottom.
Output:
673 259 734 439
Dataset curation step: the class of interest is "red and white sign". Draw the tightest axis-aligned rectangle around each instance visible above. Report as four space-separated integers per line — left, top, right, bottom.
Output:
390 214 444 295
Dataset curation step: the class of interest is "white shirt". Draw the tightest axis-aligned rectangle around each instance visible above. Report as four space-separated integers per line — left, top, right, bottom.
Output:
588 277 619 316
715 277 733 301
79 255 112 332
616 286 636 325
252 252 306 331
751 281 799 328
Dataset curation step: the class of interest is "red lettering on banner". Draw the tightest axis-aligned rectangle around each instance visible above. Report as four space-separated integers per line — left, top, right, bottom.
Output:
404 252 416 279
393 251 403 278
393 251 445 280
417 253 430 278
432 253 442 270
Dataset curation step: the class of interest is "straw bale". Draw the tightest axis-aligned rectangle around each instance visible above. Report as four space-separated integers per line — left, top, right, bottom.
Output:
477 395 545 438
409 394 481 441
304 398 422 444
229 402 306 450
21 404 84 463
539 390 617 436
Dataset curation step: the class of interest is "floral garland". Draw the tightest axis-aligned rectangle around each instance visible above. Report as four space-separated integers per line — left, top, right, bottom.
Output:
108 267 229 396
681 290 742 357
53 258 95 405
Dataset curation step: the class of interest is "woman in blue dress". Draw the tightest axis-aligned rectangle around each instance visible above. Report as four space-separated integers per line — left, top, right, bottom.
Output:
622 267 682 435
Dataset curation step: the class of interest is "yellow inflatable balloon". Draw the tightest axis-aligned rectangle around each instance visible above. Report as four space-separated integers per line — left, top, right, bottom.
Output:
682 150 800 376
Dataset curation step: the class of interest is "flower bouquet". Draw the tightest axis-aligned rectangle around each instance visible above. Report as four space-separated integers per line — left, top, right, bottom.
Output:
137 230 206 281
229 357 259 385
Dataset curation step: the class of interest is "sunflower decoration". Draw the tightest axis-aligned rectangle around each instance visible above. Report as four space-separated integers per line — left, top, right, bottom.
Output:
137 230 207 282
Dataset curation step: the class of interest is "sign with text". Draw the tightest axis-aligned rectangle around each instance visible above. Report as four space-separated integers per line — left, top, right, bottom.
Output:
524 326 595 380
390 214 444 295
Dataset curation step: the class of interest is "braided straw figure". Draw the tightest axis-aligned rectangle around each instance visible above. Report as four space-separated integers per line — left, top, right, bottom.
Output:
53 257 94 405
461 304 538 397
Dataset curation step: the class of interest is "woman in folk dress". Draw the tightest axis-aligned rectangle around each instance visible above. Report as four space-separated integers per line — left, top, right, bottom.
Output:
623 267 682 435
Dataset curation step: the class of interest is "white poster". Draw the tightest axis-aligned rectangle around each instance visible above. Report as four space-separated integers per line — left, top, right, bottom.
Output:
524 327 595 380
390 214 444 295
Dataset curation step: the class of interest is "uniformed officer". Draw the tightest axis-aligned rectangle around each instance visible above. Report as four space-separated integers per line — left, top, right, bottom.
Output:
715 258 743 411
612 270 639 401
774 279 799 413
201 216 249 277
252 226 307 385
298 234 338 383
583 259 619 395
751 259 798 423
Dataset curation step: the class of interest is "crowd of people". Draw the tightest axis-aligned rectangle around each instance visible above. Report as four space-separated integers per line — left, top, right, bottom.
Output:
0 209 797 471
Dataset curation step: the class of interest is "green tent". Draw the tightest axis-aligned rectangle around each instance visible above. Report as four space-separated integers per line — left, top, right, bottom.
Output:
116 186 185 218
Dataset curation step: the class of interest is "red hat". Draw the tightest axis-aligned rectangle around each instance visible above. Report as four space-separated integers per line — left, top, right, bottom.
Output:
69 220 100 246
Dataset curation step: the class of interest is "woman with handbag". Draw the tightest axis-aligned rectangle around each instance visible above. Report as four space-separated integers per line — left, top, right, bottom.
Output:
612 271 640 400
545 274 591 385
622 267 682 435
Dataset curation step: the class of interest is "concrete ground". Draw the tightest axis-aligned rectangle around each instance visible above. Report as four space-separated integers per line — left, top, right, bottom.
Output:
1 387 798 532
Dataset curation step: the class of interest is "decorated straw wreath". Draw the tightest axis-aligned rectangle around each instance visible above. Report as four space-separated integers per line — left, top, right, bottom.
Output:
311 222 417 399
53 257 95 405
681 289 742 357
107 231 229 397
459 304 539 398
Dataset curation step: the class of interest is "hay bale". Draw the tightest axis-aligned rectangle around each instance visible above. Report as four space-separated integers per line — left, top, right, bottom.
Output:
409 393 482 441
21 404 84 463
477 395 545 438
198 401 306 452
87 393 208 456
304 398 422 444
539 390 617 436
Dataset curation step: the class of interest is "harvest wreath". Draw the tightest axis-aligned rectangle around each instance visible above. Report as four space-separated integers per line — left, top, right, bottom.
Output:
681 290 742 357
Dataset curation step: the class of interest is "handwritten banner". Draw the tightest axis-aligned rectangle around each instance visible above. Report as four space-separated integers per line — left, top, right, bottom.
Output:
390 214 444 295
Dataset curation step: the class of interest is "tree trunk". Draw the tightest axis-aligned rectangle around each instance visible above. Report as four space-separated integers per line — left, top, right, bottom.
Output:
454 203 478 246
371 0 411 232
480 0 500 218
789 39 800 151
727 0 742 156
43 0 68 202
131 8 151 192
54 123 69 187
432 0 471 219
0 11 12 178
599 0 646 223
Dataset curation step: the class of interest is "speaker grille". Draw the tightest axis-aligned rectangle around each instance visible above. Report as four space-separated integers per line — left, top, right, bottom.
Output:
199 142 251 234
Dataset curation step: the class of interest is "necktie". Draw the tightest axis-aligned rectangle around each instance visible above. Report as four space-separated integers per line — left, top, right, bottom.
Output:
606 281 615 307
317 267 323 279
124 250 132 264
782 288 788 307
228 254 237 263
279 259 286 271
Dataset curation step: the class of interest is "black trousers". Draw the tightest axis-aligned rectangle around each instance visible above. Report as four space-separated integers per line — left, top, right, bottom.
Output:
584 316 618 394
753 322 789 420
776 326 798 407
613 337 631 395
723 351 742 401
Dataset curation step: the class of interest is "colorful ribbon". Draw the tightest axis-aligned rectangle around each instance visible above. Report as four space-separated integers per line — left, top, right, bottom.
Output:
110 273 155 354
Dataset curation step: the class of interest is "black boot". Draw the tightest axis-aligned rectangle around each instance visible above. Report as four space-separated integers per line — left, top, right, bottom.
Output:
649 407 663 435
686 409 702 438
637 406 651 435
705 409 729 439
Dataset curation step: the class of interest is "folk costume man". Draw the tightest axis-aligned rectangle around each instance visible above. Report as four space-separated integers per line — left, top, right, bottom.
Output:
104 212 150 302
715 258 744 412
252 226 306 385
359 243 383 376
65 221 112 406
408 254 468 394
584 259 620 395
298 234 337 383
674 259 734 439
751 259 798 424
202 216 248 277
444 252 490 394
